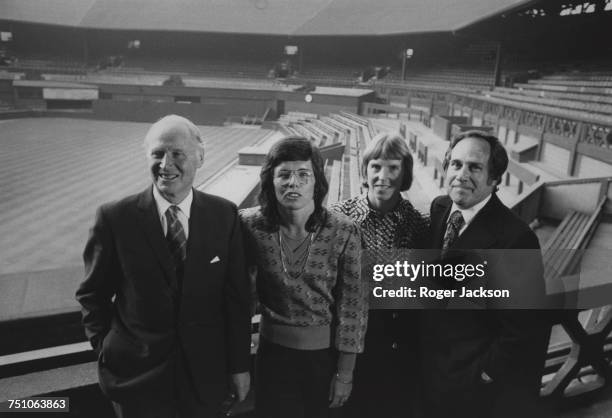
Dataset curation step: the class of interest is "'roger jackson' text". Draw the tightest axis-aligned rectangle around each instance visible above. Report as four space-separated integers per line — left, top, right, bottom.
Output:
372 286 510 300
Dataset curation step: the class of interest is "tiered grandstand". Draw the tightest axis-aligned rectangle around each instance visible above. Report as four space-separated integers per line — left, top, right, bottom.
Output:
1 0 611 416
485 70 612 120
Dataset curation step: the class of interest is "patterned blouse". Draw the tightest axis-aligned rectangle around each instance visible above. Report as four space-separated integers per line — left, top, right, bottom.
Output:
331 195 429 254
330 195 429 353
240 207 368 353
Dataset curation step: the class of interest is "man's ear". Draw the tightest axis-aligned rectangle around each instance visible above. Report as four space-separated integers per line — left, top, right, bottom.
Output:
197 150 205 168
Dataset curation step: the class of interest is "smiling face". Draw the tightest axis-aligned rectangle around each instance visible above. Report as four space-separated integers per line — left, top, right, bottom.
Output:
273 160 315 212
366 158 403 207
145 119 204 204
446 136 497 209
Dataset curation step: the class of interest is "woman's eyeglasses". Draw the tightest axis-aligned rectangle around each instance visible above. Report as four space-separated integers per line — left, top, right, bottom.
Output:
274 169 313 185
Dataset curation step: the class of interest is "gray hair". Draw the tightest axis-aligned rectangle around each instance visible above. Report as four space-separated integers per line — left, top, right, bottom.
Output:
143 114 205 155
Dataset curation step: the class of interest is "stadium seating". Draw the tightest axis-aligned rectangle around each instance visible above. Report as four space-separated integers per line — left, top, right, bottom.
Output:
275 109 375 204
471 93 612 126
497 86 612 106
294 64 363 87
540 196 610 400
542 197 606 285
118 56 271 80
486 88 612 117
488 67 612 120
384 65 495 91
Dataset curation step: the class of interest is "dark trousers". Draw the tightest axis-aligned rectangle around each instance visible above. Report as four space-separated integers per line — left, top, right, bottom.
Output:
340 310 421 418
255 338 334 418
421 382 546 418
111 350 218 418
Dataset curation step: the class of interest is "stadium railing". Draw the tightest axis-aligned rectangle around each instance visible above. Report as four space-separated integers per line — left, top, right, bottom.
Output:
496 86 612 106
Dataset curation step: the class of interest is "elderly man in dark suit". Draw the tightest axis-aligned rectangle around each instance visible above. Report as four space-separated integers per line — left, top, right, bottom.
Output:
76 114 251 418
419 130 551 418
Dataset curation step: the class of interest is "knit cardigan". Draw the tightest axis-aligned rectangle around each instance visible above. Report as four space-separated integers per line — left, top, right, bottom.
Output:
240 207 368 353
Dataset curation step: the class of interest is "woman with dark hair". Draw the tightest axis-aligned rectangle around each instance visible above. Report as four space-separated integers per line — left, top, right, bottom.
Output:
331 131 429 418
240 136 368 418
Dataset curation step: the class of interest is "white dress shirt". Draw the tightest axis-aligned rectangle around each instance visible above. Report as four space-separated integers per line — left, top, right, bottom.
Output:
152 187 192 239
448 194 492 236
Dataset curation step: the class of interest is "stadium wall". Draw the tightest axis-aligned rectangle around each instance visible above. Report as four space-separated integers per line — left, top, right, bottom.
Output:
0 79 14 105
5 79 375 123
91 100 226 125
277 90 375 115
95 84 278 125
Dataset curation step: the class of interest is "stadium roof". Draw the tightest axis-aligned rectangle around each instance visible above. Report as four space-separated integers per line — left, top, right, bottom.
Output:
0 0 533 36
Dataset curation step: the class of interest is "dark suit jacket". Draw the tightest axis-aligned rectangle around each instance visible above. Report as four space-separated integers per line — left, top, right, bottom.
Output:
420 194 551 418
76 187 251 404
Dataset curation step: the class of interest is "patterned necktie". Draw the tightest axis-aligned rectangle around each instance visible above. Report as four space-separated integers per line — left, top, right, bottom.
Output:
441 210 465 256
165 205 187 284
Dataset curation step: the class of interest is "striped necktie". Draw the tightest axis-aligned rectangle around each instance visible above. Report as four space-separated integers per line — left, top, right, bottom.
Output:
166 205 187 282
441 210 465 256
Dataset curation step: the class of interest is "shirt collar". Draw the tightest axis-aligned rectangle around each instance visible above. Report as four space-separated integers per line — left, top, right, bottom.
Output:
449 193 491 228
152 186 193 219
353 194 412 223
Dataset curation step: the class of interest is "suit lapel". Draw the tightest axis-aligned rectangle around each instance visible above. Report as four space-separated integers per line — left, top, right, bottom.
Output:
431 194 502 250
452 194 500 250
183 190 216 280
431 196 452 249
136 187 177 284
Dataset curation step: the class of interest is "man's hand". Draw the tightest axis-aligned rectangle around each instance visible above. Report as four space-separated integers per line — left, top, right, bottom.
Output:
329 372 353 408
231 371 250 402
480 370 494 384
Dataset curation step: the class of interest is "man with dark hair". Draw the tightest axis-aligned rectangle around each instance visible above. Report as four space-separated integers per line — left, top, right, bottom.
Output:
76 115 251 418
420 130 550 418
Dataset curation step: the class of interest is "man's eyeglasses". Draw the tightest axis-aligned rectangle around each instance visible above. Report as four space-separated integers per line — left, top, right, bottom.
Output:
274 169 314 185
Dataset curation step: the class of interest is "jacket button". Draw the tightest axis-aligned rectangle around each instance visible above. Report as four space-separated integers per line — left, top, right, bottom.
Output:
391 342 398 349
392 312 398 319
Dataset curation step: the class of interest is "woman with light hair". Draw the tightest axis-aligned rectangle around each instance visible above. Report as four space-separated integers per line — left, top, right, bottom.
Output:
331 131 429 418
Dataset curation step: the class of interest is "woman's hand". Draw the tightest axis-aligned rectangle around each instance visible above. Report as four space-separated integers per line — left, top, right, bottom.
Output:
329 372 353 408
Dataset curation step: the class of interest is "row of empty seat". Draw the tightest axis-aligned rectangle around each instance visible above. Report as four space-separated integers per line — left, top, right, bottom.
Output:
496 86 612 106
487 89 612 116
472 93 612 126
474 70 612 131
118 56 271 79
385 65 495 91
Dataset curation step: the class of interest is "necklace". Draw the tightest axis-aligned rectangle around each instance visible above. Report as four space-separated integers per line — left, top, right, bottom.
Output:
278 230 315 279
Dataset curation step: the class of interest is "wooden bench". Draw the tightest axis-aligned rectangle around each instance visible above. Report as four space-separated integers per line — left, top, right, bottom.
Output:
542 210 590 284
321 116 351 137
315 119 343 144
339 111 376 145
339 110 369 126
297 122 326 146
311 120 338 141
290 123 317 142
